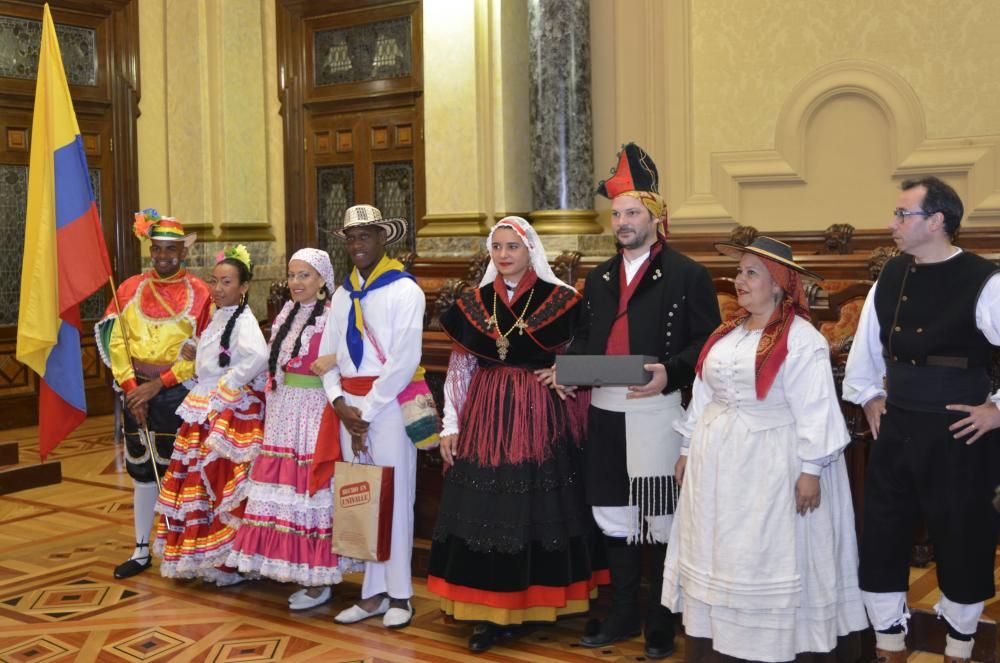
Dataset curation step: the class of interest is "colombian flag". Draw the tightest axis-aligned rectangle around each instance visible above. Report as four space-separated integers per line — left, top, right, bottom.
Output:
16 4 113 460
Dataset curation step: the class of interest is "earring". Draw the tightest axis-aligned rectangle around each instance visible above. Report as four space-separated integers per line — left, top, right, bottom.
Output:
317 289 327 301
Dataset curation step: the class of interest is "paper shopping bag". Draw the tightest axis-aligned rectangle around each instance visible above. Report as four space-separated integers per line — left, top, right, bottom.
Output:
331 460 394 561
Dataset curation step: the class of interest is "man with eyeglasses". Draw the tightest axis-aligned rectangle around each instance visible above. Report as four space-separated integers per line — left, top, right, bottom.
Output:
844 176 1000 663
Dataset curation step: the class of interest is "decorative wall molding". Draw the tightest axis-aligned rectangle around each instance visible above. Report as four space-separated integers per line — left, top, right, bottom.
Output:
417 212 490 237
662 1 1000 230
216 223 276 243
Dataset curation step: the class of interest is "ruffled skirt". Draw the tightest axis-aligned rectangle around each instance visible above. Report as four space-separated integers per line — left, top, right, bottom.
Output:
153 387 265 582
225 385 342 587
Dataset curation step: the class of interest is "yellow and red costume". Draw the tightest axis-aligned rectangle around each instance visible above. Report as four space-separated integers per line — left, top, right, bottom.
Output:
96 268 212 482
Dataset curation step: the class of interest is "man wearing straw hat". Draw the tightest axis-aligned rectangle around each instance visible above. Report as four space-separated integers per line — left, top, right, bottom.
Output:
317 204 425 629
96 210 211 579
844 178 1000 663
554 144 720 658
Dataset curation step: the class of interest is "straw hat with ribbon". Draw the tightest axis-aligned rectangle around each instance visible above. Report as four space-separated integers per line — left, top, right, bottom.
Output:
330 204 407 245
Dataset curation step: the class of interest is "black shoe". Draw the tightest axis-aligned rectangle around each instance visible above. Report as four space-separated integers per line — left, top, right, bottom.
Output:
469 623 526 653
469 624 496 652
114 542 151 579
643 628 676 660
580 621 642 648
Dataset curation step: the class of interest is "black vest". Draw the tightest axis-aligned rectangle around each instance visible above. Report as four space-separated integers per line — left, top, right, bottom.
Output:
874 251 998 412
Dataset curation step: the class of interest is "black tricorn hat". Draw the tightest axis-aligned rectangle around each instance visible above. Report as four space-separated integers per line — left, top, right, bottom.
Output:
596 143 660 198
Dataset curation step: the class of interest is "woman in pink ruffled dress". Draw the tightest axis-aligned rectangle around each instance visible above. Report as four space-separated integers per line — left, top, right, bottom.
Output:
227 248 343 610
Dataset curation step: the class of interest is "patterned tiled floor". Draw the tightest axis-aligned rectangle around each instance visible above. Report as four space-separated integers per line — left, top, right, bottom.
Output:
0 416 994 662
0 417 657 662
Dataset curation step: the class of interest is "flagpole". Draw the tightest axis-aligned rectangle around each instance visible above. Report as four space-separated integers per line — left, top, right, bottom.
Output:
107 274 171 528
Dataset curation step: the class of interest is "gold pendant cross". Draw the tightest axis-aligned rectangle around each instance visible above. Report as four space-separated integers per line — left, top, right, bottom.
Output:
496 335 510 361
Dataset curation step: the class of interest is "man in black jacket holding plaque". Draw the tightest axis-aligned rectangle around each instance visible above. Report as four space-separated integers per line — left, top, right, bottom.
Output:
549 143 719 658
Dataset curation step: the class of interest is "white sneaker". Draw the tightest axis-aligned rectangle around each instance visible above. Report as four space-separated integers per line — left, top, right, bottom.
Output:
333 598 390 624
383 602 413 629
288 586 331 610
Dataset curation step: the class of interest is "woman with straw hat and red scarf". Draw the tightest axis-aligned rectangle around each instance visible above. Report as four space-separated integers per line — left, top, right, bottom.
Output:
661 237 867 662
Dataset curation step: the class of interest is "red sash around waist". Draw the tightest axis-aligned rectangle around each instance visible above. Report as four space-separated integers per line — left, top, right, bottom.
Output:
308 375 377 495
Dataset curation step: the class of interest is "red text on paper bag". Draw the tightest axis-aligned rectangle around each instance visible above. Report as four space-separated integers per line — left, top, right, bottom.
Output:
340 481 371 507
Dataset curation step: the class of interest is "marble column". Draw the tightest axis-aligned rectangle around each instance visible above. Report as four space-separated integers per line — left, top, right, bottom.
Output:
528 0 601 234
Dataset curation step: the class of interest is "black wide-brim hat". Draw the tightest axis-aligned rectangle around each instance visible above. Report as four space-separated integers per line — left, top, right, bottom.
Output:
714 236 822 280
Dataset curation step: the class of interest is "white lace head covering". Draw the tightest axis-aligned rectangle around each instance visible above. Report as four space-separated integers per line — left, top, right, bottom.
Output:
289 248 335 293
478 216 574 291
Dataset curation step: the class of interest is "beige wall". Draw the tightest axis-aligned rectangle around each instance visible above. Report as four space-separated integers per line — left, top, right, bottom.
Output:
136 0 285 313
421 0 531 238
136 0 284 249
138 0 1000 251
591 0 1000 234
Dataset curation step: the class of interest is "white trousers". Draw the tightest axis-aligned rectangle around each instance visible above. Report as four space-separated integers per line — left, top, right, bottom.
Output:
863 590 982 635
593 506 672 543
339 395 417 600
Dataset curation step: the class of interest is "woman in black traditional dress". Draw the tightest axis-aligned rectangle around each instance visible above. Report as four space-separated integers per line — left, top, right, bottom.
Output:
426 216 604 652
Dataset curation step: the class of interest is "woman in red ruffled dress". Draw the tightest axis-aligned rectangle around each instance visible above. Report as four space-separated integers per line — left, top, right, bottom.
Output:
153 245 267 585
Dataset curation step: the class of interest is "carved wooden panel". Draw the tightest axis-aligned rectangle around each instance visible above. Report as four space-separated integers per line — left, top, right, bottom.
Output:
81 132 100 156
396 123 412 147
6 127 26 151
335 130 353 152
81 336 109 387
281 1 425 257
371 126 389 149
0 339 34 396
314 131 331 154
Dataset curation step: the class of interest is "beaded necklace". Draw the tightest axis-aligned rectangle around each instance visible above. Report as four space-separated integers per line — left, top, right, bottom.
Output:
486 288 534 360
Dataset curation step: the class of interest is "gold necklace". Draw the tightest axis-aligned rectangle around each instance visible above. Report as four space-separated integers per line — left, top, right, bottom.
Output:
486 288 534 360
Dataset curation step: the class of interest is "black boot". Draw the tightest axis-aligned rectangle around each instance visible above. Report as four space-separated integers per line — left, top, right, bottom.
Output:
643 542 675 659
581 536 641 647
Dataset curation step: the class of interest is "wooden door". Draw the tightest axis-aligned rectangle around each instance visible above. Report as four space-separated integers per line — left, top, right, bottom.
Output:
278 0 424 276
0 0 140 428
307 105 423 280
